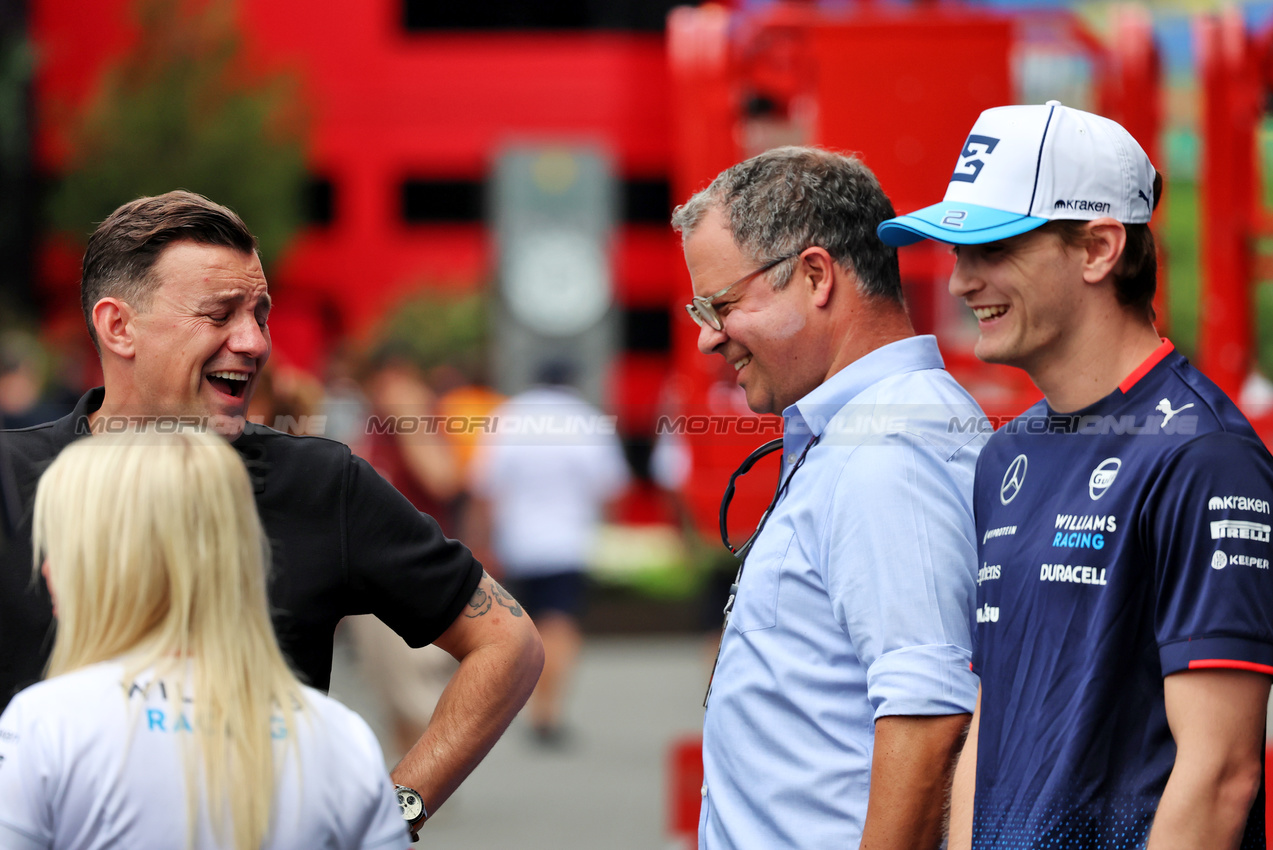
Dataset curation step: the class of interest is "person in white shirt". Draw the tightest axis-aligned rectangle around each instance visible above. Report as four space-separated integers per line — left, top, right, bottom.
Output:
470 361 630 744
0 428 408 850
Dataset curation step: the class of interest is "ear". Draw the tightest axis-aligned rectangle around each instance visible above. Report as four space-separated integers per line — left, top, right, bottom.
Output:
799 247 836 308
1080 219 1127 285
92 297 138 360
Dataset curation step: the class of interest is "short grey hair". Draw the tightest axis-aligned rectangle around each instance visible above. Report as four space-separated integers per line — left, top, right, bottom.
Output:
671 146 902 302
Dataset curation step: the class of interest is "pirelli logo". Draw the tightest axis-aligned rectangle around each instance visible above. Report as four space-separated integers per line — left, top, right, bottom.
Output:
1210 520 1271 543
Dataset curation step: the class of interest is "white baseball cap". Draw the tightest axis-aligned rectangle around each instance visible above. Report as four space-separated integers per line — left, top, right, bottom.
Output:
877 101 1157 246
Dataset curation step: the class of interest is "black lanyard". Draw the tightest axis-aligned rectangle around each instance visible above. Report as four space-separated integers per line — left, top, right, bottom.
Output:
704 432 821 706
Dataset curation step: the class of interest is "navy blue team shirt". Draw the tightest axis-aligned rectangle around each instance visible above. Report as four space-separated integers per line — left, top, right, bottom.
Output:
972 340 1273 849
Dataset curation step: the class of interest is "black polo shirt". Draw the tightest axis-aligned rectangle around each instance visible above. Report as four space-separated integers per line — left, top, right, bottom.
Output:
0 388 483 709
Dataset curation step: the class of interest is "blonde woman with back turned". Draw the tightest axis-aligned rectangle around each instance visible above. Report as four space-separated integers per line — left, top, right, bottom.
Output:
0 429 408 850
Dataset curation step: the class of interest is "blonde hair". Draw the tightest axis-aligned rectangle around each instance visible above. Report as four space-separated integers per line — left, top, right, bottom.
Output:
33 428 306 850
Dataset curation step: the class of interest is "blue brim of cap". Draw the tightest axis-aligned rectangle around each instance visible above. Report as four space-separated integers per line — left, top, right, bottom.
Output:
877 202 1048 246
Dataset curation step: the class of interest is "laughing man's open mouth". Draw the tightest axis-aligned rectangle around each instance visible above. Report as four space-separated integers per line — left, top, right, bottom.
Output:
207 371 250 398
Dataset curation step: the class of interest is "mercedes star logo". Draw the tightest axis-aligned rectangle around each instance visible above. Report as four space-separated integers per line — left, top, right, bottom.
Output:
1000 454 1028 505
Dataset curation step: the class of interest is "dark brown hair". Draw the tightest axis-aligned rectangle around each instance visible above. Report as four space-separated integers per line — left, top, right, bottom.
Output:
1042 171 1164 320
81 190 258 351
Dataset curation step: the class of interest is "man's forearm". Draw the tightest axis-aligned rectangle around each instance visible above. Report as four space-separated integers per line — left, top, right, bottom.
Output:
1146 757 1263 850
948 690 980 850
859 713 971 850
390 575 544 814
1145 669 1270 850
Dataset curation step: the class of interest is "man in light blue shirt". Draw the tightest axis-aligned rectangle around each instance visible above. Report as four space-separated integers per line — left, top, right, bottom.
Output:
672 147 985 849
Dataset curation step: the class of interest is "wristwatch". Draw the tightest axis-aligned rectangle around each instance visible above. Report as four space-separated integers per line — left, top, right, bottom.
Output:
395 784 427 841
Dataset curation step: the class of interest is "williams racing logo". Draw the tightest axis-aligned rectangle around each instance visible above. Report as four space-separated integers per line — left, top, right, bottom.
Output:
1053 514 1117 550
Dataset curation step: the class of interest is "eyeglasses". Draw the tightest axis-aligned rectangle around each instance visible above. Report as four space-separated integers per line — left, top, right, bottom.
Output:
684 252 800 331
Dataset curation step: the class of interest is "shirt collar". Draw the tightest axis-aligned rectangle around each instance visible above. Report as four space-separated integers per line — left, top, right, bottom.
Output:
1117 338 1174 394
50 386 105 441
785 335 945 438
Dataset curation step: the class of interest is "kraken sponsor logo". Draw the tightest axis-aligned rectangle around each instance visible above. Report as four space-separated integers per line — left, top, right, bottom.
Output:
1039 563 1109 586
982 526 1017 544
1208 496 1271 514
1209 520 1271 543
976 604 1000 623
1052 199 1112 213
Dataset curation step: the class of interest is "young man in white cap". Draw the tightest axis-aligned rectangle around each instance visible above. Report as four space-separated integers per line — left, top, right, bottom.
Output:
879 101 1273 849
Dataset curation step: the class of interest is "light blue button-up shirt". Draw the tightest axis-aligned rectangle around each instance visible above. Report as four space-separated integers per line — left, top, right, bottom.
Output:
699 335 986 850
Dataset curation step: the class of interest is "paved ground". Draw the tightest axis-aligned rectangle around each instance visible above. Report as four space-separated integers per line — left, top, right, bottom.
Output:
332 625 1273 849
330 630 710 850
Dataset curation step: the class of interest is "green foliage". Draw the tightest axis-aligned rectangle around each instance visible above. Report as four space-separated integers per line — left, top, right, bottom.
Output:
0 37 31 165
45 0 307 268
1162 178 1199 358
373 290 491 378
0 36 35 320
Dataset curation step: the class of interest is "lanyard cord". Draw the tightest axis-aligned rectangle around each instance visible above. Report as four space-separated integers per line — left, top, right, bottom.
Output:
721 432 821 560
718 438 783 555
705 432 821 706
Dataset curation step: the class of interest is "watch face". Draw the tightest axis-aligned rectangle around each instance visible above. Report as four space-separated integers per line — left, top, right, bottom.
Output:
396 786 425 822
503 230 611 337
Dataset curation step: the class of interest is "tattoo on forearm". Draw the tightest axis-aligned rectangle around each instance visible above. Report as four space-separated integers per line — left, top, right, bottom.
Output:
462 579 525 619
492 584 525 617
464 585 493 617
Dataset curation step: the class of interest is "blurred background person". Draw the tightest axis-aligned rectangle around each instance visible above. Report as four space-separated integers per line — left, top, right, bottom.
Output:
320 343 372 447
357 344 464 526
430 360 508 555
246 361 326 435
0 329 77 429
470 360 631 746
0 429 407 849
345 344 466 761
